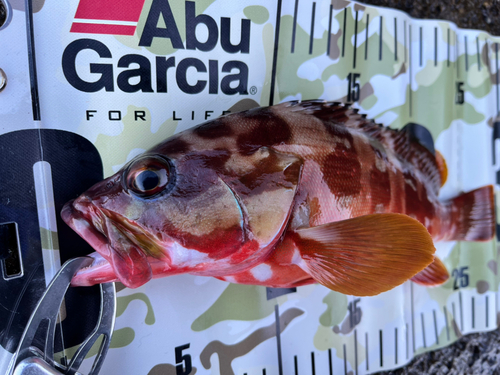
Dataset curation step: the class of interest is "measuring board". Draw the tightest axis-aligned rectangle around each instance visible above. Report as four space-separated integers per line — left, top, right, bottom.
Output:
0 0 499 374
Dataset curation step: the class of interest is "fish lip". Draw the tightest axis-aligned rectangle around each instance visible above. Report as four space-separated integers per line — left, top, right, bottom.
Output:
71 252 118 286
62 198 166 288
61 199 112 259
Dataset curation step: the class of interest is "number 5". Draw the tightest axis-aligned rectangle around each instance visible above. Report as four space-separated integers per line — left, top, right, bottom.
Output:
175 344 192 375
347 73 361 102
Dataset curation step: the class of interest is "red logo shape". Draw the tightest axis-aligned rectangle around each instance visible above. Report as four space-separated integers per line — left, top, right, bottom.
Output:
70 0 146 36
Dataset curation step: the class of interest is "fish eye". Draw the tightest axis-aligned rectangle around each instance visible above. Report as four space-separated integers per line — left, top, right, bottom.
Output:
124 156 175 198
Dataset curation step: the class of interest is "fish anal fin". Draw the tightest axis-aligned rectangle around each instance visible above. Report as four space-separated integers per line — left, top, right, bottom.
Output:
411 257 449 286
435 150 448 187
295 214 435 296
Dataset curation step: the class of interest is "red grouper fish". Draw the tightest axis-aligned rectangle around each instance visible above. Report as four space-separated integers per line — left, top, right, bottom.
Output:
62 101 495 296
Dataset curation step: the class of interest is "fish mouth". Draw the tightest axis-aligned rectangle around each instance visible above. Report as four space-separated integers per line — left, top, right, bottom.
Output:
62 198 167 288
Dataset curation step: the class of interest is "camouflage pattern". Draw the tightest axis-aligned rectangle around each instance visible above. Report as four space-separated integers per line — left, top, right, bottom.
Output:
1 0 499 374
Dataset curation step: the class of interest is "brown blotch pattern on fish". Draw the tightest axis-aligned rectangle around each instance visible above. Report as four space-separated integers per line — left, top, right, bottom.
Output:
369 166 391 211
321 126 361 197
155 136 191 156
236 110 292 154
194 118 234 139
403 171 435 220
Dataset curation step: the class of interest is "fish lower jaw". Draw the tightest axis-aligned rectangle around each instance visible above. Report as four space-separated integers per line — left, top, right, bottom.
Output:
72 252 118 286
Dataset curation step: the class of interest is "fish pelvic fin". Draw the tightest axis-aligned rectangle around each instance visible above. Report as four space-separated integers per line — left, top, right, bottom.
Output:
445 185 495 241
294 213 435 296
411 257 449 286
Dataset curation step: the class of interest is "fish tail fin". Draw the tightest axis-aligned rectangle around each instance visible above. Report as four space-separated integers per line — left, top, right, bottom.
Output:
411 257 449 286
445 185 495 241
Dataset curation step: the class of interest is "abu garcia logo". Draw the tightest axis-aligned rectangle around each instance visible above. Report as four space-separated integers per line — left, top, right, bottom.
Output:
62 0 251 95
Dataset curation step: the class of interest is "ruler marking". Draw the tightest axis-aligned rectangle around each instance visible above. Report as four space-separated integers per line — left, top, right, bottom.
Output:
486 295 489 328
459 291 464 331
485 296 489 328
291 0 299 53
447 28 450 66
294 355 298 375
275 305 283 375
394 17 397 61
309 2 316 55
496 43 499 116
456 31 460 78
311 352 315 375
378 16 383 60
434 27 438 66
409 25 413 117
365 332 369 371
477 36 481 71
421 313 427 348
353 10 358 68
444 306 450 341
269 0 282 106
472 296 475 329
365 14 370 60
328 348 333 375
404 20 407 62
342 8 347 57
465 36 469 71
25 0 41 121
354 329 358 375
433 310 439 345
343 344 347 375
419 26 423 67
406 323 409 359
452 302 457 335
379 330 383 367
394 327 398 365
411 281 415 353
327 4 333 55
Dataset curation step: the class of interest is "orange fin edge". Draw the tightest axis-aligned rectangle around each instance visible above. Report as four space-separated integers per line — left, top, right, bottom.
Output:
435 150 448 187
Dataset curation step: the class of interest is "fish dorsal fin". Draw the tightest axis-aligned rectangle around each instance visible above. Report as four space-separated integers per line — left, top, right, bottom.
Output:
402 122 435 155
294 213 435 296
282 100 444 193
435 150 448 187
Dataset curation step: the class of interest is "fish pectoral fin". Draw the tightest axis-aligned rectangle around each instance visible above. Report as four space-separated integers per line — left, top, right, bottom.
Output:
294 213 436 296
411 257 449 286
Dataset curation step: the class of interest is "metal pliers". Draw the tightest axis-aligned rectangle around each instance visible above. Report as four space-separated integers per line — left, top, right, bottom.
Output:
7 257 116 375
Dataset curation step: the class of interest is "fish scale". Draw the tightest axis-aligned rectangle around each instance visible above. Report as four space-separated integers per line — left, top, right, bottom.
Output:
63 100 493 297
1 0 500 374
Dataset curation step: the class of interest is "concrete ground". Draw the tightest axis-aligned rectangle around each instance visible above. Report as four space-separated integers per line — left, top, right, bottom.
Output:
362 0 500 35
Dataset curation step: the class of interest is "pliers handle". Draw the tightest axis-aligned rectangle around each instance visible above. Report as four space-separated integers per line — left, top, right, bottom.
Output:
7 257 116 375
